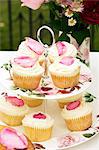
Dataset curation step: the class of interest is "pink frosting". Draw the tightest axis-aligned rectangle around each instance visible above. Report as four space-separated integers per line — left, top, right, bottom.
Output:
56 41 67 56
33 113 46 119
60 56 74 66
26 37 44 55
14 56 38 68
5 95 24 107
66 100 81 110
0 128 28 149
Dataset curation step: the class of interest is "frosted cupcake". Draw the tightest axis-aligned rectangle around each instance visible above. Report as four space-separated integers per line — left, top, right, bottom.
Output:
0 94 29 126
17 37 44 60
22 112 54 142
58 93 82 108
61 100 92 131
11 56 44 90
48 41 77 63
49 56 80 89
0 127 34 150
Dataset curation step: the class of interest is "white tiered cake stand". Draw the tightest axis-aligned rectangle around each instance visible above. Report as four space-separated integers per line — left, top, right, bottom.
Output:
0 26 99 150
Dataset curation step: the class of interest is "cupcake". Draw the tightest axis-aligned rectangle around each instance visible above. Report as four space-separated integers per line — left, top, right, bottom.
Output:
17 37 44 60
20 95 43 107
0 126 34 150
11 56 44 90
48 41 77 63
58 93 82 108
49 56 80 89
0 94 29 126
61 100 92 131
22 112 54 142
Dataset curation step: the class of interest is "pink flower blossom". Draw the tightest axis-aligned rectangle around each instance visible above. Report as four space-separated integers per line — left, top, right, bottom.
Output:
70 2 84 12
21 0 45 10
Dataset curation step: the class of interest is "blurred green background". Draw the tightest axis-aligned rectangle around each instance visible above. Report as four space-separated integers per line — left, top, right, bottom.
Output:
0 0 99 51
0 0 52 51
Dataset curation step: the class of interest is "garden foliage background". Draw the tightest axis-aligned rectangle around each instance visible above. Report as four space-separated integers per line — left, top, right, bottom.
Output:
0 0 99 51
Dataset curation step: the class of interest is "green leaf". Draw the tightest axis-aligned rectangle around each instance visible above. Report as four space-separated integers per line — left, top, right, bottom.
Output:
84 93 96 103
51 19 62 31
48 1 62 12
85 93 91 97
31 92 45 97
58 32 70 42
16 88 46 97
85 97 93 102
50 16 71 33
83 132 96 138
1 62 12 71
71 28 90 45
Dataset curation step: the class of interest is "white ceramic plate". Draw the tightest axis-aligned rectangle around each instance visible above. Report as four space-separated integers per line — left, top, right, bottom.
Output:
0 62 92 100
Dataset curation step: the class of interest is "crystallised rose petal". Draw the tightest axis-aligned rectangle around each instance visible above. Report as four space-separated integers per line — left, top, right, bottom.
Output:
56 42 67 56
5 96 24 107
60 56 74 66
0 128 28 149
26 37 44 55
66 100 81 110
33 113 46 119
14 56 38 68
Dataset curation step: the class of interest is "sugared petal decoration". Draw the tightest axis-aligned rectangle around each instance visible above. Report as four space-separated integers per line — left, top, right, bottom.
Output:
0 128 28 149
5 95 24 107
60 56 74 66
14 56 38 68
56 42 67 56
66 100 80 110
21 0 45 10
33 112 46 119
25 37 44 55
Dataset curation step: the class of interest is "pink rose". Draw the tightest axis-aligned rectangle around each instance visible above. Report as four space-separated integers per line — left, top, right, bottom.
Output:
21 0 45 10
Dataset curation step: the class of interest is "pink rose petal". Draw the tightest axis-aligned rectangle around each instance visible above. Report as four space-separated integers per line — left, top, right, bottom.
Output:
56 42 67 56
0 128 28 149
66 100 80 110
60 56 74 66
14 56 38 68
5 96 24 107
33 112 46 119
26 37 44 55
